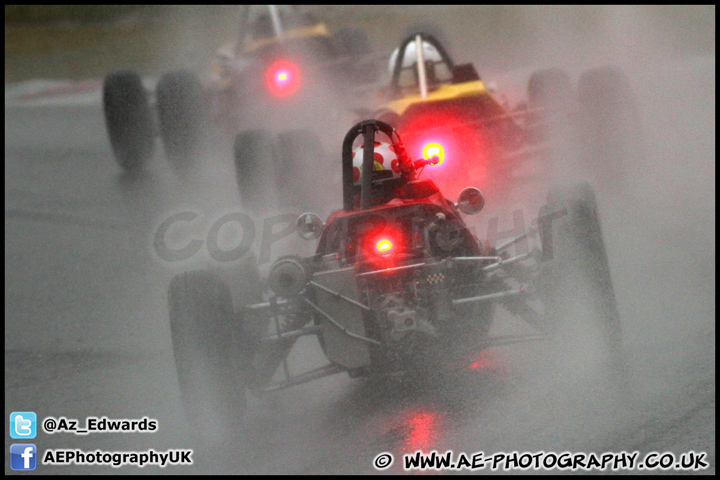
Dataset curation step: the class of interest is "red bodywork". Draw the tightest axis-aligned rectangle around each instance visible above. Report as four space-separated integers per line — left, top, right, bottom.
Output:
394 96 527 196
318 179 484 267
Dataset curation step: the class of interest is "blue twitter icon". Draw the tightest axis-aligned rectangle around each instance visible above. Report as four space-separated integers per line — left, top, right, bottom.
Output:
10 411 37 439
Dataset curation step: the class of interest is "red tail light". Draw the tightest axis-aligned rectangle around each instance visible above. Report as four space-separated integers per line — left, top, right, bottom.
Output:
376 239 393 253
401 113 467 172
265 60 301 97
400 111 488 193
422 142 444 165
366 227 402 261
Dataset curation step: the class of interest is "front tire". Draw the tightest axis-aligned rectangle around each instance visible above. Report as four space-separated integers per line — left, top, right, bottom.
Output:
156 70 206 175
103 71 155 172
168 270 249 440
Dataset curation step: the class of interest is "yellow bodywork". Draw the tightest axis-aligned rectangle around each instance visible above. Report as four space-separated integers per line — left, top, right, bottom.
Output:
240 23 331 54
383 80 489 116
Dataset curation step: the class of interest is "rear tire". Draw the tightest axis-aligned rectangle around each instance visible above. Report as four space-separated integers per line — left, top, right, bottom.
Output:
156 70 206 175
333 27 377 84
168 270 250 440
333 26 371 58
103 71 155 172
527 67 574 141
576 66 643 192
275 129 328 211
525 67 575 182
540 183 622 367
528 67 574 108
233 129 276 211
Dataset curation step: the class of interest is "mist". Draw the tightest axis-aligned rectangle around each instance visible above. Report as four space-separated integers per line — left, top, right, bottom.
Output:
183 5 714 469
5 5 714 474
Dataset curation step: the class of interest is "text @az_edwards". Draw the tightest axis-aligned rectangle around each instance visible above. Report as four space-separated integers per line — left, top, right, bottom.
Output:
42 416 158 435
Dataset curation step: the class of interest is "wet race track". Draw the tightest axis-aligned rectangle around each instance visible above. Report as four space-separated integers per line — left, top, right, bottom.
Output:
5 6 715 475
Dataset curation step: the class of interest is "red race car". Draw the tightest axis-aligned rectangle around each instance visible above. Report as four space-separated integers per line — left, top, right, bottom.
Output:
167 119 624 439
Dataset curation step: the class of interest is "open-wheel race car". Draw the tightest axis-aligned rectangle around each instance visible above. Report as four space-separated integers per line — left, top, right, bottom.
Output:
102 5 375 177
366 31 643 197
167 119 623 438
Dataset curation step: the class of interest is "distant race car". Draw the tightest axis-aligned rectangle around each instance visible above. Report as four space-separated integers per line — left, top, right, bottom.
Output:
167 119 623 439
102 5 375 178
366 32 642 197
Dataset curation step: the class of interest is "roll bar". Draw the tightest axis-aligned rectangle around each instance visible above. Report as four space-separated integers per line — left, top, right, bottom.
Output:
390 32 455 98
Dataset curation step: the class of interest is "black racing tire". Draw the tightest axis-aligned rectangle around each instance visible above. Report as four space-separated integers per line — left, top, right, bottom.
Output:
526 67 574 143
528 67 574 108
539 183 622 365
102 71 155 172
233 129 276 210
333 26 371 58
575 66 643 190
156 70 206 175
168 270 250 440
332 26 378 85
275 129 327 210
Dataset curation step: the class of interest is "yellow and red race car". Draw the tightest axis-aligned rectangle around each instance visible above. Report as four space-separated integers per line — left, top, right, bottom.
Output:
102 5 375 177
366 32 642 198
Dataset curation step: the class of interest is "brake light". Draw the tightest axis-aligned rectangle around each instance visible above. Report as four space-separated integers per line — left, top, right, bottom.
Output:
422 142 444 165
370 230 400 259
357 225 402 265
401 111 488 193
376 239 393 253
266 60 300 97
